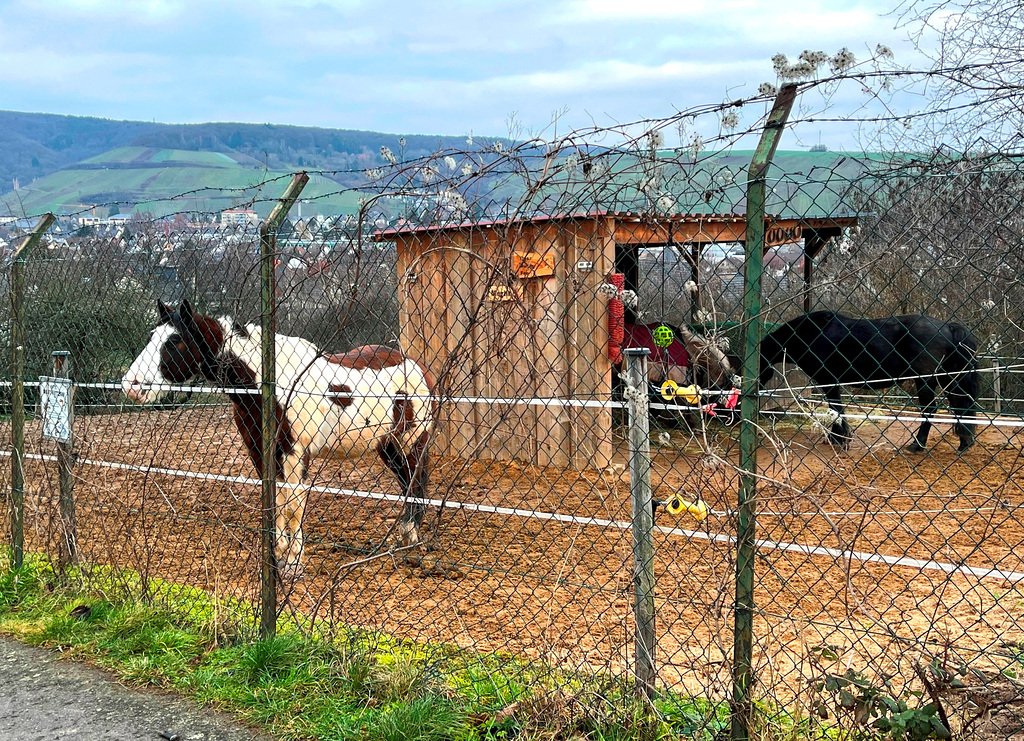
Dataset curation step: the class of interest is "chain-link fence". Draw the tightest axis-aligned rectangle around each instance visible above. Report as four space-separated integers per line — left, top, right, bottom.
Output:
4 79 1024 740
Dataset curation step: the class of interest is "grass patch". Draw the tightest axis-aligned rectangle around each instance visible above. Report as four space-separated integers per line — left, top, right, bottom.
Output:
0 553 744 740
364 696 469 741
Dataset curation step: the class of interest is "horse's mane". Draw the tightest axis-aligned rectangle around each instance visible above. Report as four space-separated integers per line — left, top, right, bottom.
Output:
217 318 323 387
796 311 844 330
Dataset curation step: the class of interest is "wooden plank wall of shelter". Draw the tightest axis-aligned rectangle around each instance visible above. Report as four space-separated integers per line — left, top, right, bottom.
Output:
394 217 616 470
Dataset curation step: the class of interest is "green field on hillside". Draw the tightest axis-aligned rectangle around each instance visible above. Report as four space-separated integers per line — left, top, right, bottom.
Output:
1 147 363 219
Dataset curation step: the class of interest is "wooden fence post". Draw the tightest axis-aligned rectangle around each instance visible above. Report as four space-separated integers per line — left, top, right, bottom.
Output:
52 351 76 567
625 347 656 701
8 213 55 570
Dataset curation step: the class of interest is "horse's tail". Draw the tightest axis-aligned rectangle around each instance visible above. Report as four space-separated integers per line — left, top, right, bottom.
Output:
397 356 438 438
946 323 979 418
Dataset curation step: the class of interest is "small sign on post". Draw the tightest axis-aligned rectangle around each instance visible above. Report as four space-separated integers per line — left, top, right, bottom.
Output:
40 375 74 443
48 351 77 567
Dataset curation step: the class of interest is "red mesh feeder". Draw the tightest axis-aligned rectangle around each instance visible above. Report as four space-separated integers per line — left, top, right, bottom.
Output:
607 272 625 365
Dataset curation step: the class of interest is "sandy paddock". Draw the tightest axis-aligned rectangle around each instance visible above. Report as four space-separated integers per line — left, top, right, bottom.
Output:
5 403 1024 713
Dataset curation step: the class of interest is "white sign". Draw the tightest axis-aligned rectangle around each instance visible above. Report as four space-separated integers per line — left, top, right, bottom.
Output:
40 376 73 443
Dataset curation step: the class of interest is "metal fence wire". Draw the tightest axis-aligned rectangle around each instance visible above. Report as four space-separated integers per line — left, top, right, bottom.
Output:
4 84 1024 740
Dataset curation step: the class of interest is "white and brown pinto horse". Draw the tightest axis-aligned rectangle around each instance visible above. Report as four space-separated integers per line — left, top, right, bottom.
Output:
122 299 435 578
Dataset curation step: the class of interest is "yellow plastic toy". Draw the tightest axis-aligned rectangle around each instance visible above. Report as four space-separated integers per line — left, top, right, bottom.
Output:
660 380 702 405
665 495 710 521
676 384 702 405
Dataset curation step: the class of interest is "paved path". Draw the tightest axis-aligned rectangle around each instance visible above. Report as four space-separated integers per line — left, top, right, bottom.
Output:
0 637 273 741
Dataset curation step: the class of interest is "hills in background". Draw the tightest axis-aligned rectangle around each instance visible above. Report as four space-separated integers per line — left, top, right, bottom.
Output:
0 109 878 222
0 110 488 218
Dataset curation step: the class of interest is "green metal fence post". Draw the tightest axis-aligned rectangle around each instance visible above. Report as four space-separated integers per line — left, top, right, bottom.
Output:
258 173 309 639
8 213 56 570
733 85 796 741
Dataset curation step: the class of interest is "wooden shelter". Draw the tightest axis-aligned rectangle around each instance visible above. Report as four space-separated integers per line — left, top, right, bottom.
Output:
376 211 857 469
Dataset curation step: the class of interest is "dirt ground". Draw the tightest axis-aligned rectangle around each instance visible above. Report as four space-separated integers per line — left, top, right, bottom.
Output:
6 404 1024 725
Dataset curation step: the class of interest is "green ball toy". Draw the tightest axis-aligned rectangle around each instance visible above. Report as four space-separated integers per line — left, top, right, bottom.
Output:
653 324 674 348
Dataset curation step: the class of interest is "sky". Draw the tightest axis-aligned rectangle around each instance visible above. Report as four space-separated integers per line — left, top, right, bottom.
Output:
0 0 930 149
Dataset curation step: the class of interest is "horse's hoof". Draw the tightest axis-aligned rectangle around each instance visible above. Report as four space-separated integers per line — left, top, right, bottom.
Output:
906 442 926 453
399 522 420 548
278 562 305 583
827 437 851 451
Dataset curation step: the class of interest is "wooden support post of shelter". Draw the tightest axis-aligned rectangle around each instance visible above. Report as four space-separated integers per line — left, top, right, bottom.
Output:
992 355 1003 414
688 242 701 325
801 228 836 313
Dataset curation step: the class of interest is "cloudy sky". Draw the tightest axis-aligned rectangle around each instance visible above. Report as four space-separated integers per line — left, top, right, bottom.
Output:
0 0 929 147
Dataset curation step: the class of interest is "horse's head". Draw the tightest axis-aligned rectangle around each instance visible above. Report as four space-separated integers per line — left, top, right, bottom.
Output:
758 363 776 387
758 328 787 387
122 299 223 403
676 325 740 390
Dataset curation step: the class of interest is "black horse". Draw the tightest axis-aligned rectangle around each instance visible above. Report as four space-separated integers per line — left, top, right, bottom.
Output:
759 312 979 452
